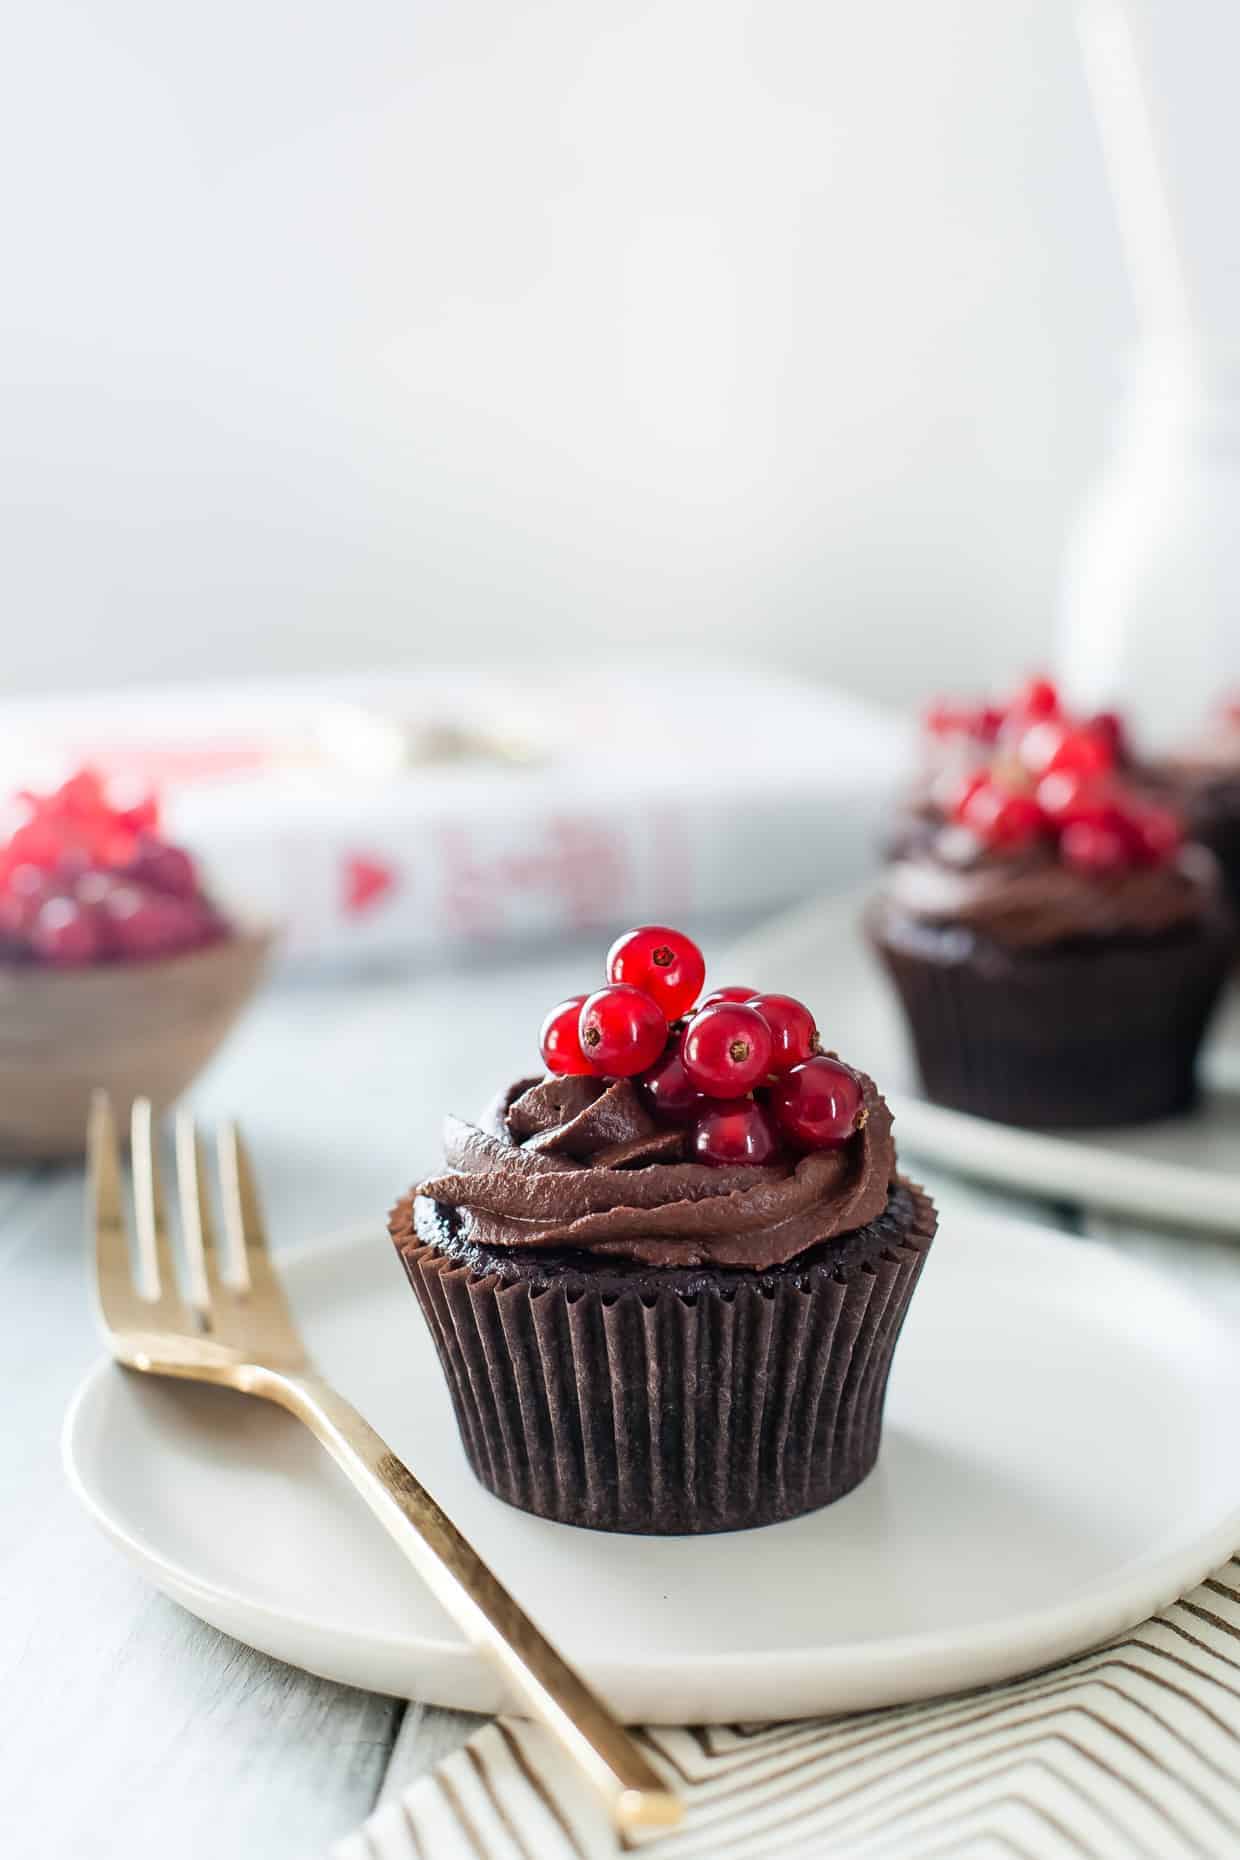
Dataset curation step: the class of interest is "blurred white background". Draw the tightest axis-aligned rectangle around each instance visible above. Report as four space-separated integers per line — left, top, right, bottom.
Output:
2 0 1134 704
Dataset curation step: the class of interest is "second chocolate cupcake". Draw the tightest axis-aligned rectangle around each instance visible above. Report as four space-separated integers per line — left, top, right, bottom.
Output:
871 678 1234 1128
1142 701 1240 930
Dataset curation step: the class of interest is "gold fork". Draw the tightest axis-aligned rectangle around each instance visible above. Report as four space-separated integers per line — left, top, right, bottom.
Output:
88 1092 681 1838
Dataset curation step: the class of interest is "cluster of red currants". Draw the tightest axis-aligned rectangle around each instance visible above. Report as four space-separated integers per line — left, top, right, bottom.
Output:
538 926 865 1168
926 677 1180 874
0 770 227 967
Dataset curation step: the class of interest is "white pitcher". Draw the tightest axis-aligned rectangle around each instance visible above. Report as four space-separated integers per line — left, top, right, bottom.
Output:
1058 0 1240 750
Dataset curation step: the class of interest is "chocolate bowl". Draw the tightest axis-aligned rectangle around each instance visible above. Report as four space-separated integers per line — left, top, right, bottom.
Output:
0 924 274 1161
391 1071 937 1535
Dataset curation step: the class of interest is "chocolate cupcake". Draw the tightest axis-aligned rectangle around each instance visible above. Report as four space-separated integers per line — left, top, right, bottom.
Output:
872 678 1234 1128
1143 704 1240 928
391 928 936 1535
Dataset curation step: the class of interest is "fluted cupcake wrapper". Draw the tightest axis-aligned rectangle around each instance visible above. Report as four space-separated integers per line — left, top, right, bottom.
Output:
1185 782 1240 930
871 914 1232 1129
395 1186 934 1535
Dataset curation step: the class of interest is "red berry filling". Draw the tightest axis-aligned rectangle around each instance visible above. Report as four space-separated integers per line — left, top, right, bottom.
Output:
0 768 228 968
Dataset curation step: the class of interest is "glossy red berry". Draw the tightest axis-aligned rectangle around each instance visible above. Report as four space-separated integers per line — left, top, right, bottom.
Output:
1034 770 1109 826
925 701 965 737
1048 727 1112 780
1061 821 1128 874
115 792 160 837
748 993 818 1072
29 895 102 965
579 985 667 1077
769 1056 866 1151
43 770 108 822
700 985 757 1008
0 863 56 938
681 1002 774 1098
129 837 198 898
4 819 62 872
638 1049 706 1123
1013 720 1064 776
1126 802 1182 866
691 1099 781 1167
1012 676 1060 720
949 770 990 825
1088 711 1127 763
100 886 216 960
539 994 593 1075
960 782 1045 850
606 924 705 1019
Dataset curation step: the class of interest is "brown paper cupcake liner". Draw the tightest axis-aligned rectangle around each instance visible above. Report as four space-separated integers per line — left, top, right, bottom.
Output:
871 913 1232 1128
1185 781 1240 929
394 1184 935 1535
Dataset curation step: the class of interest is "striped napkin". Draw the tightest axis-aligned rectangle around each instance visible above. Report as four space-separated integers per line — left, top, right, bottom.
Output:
335 1555 1240 1860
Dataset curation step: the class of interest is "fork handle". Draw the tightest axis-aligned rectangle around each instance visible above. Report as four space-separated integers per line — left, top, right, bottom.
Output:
259 1367 680 1836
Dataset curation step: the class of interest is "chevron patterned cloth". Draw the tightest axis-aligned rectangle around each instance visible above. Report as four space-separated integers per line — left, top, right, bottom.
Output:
335 1557 1240 1860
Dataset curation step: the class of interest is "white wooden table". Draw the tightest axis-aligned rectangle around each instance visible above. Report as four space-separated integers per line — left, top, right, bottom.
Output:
4 935 1240 1858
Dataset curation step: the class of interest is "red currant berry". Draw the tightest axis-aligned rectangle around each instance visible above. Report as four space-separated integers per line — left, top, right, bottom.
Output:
638 1049 706 1123
925 701 965 737
95 827 142 871
116 792 160 836
1011 676 1060 720
43 771 108 823
100 886 216 960
1126 802 1182 866
1013 720 1065 777
691 1099 781 1167
5 820 62 872
1061 821 1128 874
539 994 593 1075
1034 770 1109 826
605 924 705 1019
1046 727 1112 780
700 985 757 1008
0 863 55 939
1088 711 1127 763
681 1002 774 1098
128 838 199 899
579 985 668 1077
769 1056 866 1151
29 896 101 966
949 770 990 825
974 704 1006 743
960 782 1045 850
748 993 818 1072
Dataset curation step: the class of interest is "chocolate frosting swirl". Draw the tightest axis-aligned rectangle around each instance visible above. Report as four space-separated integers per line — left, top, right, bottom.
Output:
414 1072 896 1270
876 829 1220 951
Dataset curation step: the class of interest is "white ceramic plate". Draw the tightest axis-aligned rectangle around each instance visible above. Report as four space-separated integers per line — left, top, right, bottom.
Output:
63 1215 1240 1723
726 887 1240 1236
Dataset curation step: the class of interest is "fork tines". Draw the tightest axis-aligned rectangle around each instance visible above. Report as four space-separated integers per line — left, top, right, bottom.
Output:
88 1092 303 1368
